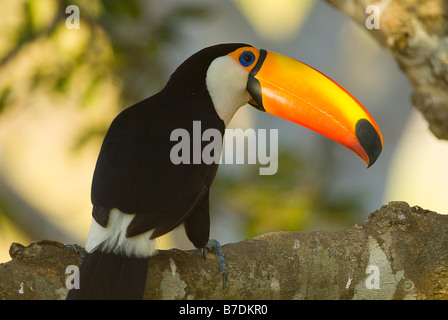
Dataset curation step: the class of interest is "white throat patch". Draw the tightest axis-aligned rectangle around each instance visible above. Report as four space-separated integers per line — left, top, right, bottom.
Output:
205 56 251 126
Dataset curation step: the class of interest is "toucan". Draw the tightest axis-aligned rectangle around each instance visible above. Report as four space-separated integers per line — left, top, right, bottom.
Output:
66 43 382 300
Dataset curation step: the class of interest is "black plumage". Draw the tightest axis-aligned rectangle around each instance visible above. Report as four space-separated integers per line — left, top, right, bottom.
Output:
67 44 249 300
91 44 247 247
66 251 148 300
66 42 383 299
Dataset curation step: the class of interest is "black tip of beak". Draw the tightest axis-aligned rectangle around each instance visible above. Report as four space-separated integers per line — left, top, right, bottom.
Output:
355 119 382 168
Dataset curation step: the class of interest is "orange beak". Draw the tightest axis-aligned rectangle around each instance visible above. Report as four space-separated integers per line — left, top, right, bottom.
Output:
247 49 383 167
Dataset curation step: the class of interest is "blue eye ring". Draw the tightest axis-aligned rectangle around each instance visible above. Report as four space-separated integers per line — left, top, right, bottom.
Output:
239 51 256 67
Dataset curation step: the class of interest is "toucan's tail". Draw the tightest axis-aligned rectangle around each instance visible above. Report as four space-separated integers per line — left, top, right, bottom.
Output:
66 250 149 300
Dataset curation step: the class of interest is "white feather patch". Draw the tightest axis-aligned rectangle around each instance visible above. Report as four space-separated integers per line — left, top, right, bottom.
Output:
206 56 251 126
85 208 157 258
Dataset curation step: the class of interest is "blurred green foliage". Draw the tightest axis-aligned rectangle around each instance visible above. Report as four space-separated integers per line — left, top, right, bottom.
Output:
214 151 363 237
8 0 209 95
1 0 210 144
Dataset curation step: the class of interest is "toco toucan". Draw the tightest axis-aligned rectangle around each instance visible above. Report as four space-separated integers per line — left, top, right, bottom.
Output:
66 43 382 299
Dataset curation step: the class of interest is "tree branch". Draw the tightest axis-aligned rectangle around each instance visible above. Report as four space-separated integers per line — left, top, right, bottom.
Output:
323 0 448 139
1 202 447 300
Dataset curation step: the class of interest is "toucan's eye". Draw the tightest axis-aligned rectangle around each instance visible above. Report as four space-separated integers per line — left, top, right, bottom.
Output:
239 51 255 67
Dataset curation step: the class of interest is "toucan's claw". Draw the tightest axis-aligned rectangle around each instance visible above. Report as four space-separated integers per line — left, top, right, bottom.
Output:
203 239 227 290
64 243 86 258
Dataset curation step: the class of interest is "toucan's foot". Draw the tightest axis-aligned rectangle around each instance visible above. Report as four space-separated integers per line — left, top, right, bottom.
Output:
64 243 85 257
202 239 227 289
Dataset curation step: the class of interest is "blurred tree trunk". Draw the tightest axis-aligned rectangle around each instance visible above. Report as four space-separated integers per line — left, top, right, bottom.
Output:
323 0 448 139
0 173 78 243
0 202 447 300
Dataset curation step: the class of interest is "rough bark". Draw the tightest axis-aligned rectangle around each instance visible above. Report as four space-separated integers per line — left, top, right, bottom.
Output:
324 0 448 139
0 202 447 300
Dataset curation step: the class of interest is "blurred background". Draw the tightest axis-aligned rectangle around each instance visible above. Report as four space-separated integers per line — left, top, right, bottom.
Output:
1 0 447 262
